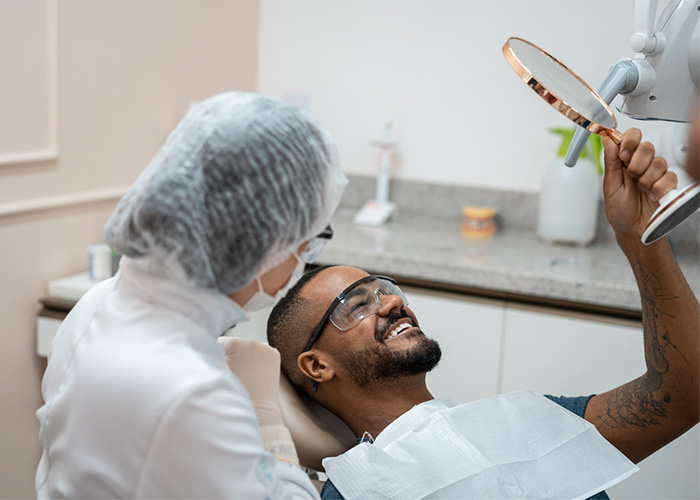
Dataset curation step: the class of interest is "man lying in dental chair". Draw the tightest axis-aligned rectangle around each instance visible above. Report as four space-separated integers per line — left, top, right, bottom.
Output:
220 129 699 500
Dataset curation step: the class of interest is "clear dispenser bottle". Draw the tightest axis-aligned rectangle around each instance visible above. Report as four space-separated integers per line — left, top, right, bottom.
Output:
537 128 602 246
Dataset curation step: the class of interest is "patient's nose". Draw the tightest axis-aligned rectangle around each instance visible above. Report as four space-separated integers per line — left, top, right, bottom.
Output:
378 293 403 315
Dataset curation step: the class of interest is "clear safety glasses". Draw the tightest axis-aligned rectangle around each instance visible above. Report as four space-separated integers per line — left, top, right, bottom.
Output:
302 275 408 352
300 225 333 264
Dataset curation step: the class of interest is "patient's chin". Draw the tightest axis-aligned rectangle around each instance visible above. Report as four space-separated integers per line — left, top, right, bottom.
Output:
338 335 442 387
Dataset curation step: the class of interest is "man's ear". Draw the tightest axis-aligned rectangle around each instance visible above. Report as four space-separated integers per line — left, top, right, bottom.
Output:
297 351 335 383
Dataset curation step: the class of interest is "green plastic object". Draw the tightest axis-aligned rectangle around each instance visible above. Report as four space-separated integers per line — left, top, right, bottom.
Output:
550 127 603 175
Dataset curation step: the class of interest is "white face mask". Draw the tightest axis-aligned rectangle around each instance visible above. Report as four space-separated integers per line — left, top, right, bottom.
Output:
242 252 306 312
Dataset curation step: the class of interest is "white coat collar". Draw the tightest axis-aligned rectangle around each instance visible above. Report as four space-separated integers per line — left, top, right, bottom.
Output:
116 256 248 336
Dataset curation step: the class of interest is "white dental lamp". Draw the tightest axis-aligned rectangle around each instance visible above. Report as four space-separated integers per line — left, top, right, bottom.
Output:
565 0 700 244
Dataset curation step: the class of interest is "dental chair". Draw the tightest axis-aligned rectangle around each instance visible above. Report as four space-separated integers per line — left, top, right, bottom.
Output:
278 373 356 472
218 336 356 473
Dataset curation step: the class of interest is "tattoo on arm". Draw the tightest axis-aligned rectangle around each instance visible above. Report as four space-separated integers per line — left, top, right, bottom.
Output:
597 264 690 433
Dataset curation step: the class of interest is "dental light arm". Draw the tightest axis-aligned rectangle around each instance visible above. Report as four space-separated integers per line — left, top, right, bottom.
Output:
565 0 699 166
622 0 699 121
630 0 665 55
565 61 639 167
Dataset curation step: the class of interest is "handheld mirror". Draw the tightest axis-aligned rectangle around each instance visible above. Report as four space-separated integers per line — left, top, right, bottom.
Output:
502 36 700 245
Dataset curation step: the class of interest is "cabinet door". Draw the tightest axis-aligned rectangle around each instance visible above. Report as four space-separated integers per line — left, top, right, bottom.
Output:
403 287 503 404
501 305 645 396
501 305 699 500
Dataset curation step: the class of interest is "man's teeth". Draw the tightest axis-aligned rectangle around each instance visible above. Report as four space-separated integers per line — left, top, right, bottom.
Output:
386 323 411 340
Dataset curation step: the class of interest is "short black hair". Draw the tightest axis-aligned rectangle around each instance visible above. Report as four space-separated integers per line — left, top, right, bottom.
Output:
267 265 335 386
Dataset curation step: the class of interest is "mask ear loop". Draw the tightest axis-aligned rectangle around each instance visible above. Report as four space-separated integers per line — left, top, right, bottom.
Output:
255 275 265 294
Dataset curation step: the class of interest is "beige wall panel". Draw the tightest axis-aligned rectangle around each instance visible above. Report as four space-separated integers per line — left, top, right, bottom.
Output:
0 1 259 497
0 0 259 201
0 0 53 154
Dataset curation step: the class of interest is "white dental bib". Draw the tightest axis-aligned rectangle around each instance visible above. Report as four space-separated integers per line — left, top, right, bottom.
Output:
322 392 637 500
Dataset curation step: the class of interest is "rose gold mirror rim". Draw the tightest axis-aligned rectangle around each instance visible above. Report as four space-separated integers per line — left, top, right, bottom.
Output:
502 36 619 136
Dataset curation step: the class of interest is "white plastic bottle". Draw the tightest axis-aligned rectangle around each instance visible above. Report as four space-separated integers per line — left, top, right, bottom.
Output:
537 129 601 246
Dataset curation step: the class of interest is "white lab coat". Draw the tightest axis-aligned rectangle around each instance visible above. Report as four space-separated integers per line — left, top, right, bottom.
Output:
36 256 319 499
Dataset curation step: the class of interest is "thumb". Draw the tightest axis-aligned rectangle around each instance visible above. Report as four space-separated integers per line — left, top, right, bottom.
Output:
602 135 624 192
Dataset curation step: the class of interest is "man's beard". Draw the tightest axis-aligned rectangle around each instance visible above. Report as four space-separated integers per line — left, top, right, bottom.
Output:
334 310 442 387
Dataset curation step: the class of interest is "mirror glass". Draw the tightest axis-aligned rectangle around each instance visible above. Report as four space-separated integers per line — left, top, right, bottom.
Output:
508 38 617 129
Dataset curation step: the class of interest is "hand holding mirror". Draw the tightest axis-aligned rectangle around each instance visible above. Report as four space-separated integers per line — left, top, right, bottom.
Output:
503 37 699 244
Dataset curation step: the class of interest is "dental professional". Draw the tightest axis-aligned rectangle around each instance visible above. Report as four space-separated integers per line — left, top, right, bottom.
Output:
35 92 347 498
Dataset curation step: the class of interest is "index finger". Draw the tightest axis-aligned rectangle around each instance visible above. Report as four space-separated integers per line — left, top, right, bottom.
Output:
619 128 643 164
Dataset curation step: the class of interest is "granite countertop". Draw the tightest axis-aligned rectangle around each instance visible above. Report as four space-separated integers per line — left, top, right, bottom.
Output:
316 208 700 317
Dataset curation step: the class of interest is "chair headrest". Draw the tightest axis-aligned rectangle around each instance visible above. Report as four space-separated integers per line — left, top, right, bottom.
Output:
218 335 356 471
278 372 356 471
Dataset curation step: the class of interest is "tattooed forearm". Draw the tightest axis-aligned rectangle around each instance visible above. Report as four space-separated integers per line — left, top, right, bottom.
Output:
639 264 691 389
593 238 700 461
598 263 691 433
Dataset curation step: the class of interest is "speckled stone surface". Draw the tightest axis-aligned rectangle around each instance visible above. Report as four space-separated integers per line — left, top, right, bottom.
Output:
342 175 700 251
317 176 700 314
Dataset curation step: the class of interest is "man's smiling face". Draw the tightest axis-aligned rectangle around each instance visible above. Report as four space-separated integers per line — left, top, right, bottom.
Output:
300 266 442 387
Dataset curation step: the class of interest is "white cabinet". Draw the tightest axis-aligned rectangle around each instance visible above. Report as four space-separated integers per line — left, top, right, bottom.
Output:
403 286 504 404
501 304 699 500
500 305 646 396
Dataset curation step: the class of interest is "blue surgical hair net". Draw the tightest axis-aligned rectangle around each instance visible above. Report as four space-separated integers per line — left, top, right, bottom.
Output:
105 92 347 294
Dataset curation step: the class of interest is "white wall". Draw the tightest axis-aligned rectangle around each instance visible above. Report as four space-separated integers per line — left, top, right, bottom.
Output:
0 2 259 497
258 0 689 192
